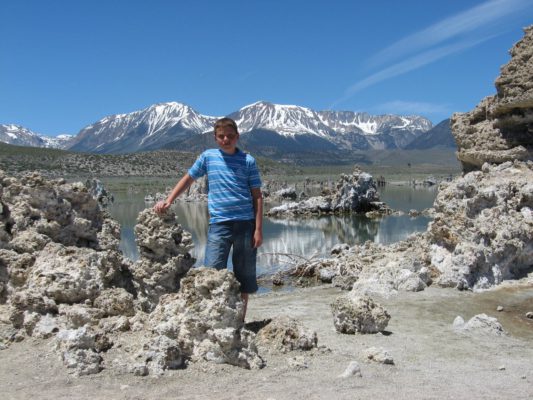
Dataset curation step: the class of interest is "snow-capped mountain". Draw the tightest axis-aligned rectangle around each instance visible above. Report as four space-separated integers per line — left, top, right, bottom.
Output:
3 100 441 156
68 102 217 153
232 101 431 140
228 101 433 153
0 124 73 149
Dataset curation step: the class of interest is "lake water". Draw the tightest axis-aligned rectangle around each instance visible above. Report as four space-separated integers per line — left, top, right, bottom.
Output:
107 184 438 277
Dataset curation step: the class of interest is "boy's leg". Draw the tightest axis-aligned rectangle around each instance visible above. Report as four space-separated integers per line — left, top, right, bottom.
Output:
232 220 258 320
204 222 232 269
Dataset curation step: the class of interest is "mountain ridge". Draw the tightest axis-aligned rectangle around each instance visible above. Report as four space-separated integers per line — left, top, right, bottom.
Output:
1 101 454 157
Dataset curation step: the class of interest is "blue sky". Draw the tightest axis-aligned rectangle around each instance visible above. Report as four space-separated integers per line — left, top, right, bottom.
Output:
1 0 533 136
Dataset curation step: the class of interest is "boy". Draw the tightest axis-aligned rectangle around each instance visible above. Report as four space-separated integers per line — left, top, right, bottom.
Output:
154 117 263 320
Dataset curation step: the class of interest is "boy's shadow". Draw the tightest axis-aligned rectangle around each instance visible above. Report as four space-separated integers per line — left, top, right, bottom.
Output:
244 318 272 333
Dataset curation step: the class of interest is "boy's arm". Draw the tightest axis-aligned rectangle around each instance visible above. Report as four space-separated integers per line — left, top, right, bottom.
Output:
154 173 195 213
251 187 263 248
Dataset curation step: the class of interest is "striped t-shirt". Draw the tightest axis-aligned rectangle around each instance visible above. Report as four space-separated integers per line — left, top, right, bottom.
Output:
188 148 262 223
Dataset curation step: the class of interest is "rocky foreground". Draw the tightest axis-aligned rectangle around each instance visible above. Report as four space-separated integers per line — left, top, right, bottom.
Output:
0 170 341 376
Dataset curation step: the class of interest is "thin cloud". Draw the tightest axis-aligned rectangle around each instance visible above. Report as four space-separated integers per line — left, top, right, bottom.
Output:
330 35 493 108
368 0 532 68
330 0 533 109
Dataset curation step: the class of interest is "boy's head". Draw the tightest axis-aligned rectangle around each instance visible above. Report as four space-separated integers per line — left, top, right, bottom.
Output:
214 117 239 136
214 117 239 154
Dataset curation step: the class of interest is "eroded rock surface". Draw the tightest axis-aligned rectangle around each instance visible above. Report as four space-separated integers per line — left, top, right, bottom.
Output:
131 208 195 310
452 26 533 172
428 161 533 290
140 268 264 372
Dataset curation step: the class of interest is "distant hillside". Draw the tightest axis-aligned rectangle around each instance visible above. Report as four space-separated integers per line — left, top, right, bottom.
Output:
405 119 456 149
0 142 294 178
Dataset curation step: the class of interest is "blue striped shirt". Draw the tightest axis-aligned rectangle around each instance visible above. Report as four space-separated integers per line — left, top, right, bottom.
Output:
188 148 262 223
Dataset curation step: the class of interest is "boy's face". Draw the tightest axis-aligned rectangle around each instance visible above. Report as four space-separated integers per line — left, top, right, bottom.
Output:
215 126 239 154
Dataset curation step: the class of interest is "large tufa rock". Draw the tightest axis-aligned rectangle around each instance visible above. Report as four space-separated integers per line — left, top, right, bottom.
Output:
131 208 195 310
134 208 194 263
140 268 264 372
332 168 380 212
451 26 533 172
428 161 533 290
267 167 389 217
331 293 390 334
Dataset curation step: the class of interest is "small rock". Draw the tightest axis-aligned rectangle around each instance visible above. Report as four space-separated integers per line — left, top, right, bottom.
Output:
453 314 506 336
452 316 465 328
287 356 308 370
525 311 533 319
498 365 506 371
331 243 350 255
318 269 336 283
131 364 149 376
362 347 394 365
496 306 504 312
272 272 284 286
331 294 391 334
339 361 362 378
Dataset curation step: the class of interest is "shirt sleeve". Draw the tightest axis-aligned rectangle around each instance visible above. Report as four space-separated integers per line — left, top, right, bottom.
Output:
247 156 262 189
188 152 207 180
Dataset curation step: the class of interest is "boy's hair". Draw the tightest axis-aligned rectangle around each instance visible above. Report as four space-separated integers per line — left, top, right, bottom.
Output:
214 117 239 135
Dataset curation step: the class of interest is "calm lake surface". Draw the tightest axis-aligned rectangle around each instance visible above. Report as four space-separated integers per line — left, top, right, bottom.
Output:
107 184 438 278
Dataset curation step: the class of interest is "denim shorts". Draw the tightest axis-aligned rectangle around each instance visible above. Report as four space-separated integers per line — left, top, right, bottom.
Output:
204 220 258 293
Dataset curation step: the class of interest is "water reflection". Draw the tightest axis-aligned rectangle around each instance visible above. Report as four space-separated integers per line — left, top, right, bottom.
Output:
108 185 436 277
378 184 437 212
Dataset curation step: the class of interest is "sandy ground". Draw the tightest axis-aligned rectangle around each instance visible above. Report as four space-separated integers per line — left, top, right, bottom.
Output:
1 284 532 400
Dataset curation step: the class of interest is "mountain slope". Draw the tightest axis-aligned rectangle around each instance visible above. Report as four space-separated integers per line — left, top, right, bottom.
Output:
404 119 455 149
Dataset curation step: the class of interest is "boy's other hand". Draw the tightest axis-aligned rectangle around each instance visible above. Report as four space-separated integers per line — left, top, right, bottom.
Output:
252 229 263 248
154 200 170 214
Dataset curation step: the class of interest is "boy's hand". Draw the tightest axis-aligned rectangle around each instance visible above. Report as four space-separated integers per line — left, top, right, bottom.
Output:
154 200 170 214
252 229 263 248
